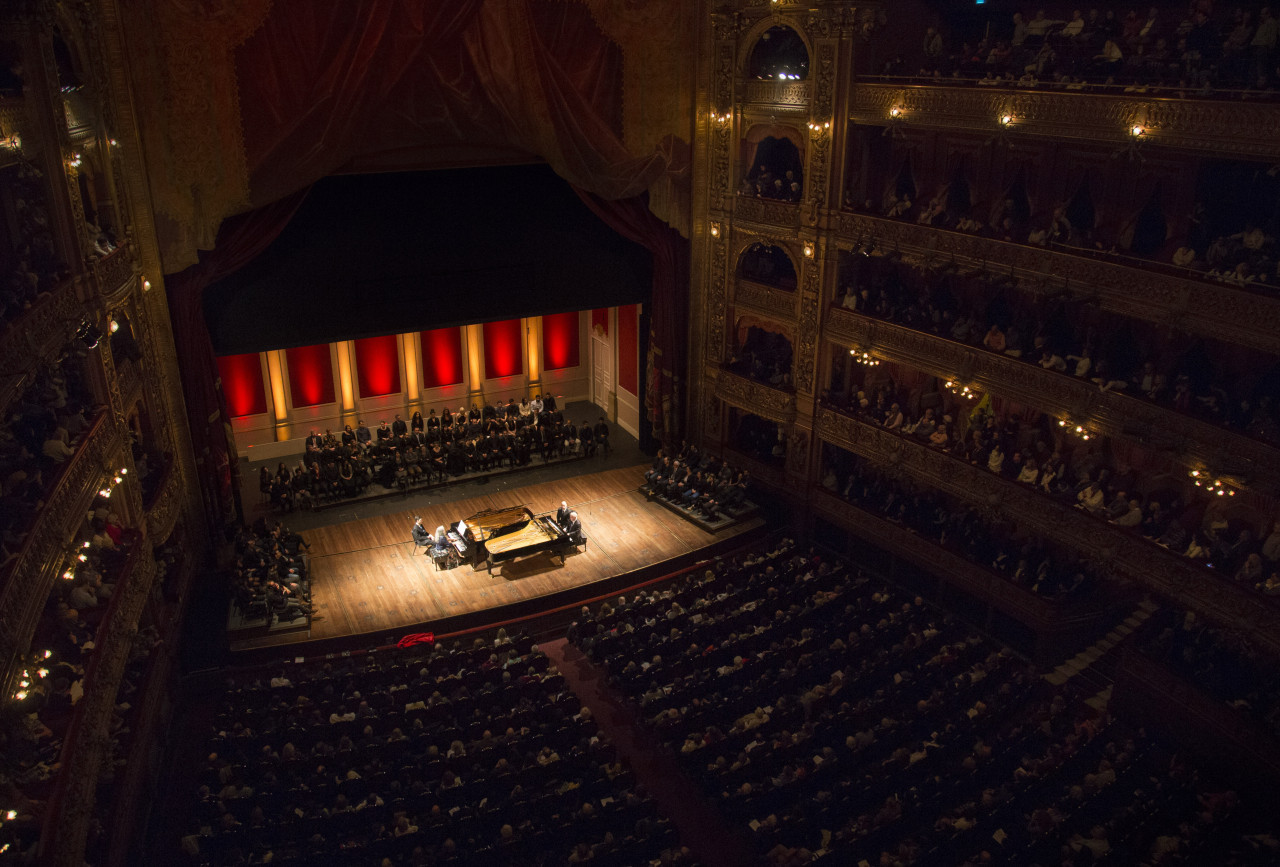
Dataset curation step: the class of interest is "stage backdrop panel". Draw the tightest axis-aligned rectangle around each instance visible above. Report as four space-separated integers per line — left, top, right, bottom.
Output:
484 319 524 380
355 335 401 398
542 312 580 371
618 304 639 395
420 327 464 388
217 352 268 418
286 344 336 407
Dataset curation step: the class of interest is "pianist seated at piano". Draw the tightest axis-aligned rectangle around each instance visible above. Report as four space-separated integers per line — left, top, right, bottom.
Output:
565 510 584 545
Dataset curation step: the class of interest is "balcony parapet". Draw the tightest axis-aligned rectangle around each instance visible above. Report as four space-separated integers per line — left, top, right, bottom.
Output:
144 461 181 542
825 307 1280 493
92 239 138 304
714 368 797 425
0 275 87 414
0 412 123 687
734 195 802 230
41 545 156 867
849 82 1280 161
833 211 1280 357
815 406 1280 657
735 278 799 321
743 79 811 109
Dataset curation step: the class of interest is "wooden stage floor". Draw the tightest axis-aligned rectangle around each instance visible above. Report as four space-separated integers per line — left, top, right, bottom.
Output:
230 464 762 653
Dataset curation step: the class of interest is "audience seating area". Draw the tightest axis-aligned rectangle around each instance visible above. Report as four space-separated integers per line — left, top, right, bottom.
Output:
181 633 686 867
566 538 1278 865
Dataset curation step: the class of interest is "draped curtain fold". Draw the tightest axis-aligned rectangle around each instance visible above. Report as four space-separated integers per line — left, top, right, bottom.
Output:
166 191 309 529
167 0 688 528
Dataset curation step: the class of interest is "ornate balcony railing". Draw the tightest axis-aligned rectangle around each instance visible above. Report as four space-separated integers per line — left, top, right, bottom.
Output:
714 368 797 424
734 195 802 229
734 278 799 321
92 239 137 302
0 275 87 415
41 544 156 867
0 413 122 689
144 461 181 542
833 211 1280 357
812 489 1102 640
849 82 1280 161
825 307 1280 493
743 79 811 108
815 406 1280 657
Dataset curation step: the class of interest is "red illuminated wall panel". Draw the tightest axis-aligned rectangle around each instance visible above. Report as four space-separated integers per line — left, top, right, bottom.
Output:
217 353 268 418
618 304 639 395
285 344 336 407
483 319 524 379
541 312 580 371
591 307 609 336
354 335 401 398
420 327 464 388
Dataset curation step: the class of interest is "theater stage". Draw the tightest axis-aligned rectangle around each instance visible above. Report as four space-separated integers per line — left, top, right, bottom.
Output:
229 464 763 654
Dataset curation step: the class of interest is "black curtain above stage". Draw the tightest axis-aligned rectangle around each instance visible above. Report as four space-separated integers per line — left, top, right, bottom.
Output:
203 165 652 356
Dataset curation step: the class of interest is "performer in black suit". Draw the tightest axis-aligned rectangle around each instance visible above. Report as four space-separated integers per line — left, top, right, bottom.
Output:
412 516 431 553
555 500 571 528
565 510 583 544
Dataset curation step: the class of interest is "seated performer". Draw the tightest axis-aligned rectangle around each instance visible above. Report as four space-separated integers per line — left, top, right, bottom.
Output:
412 516 431 551
565 510 584 545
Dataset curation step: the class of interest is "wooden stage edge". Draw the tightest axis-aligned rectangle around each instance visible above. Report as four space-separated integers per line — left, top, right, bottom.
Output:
229 465 766 664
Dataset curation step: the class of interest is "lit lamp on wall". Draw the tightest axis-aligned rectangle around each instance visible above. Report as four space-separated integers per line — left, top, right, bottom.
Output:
803 242 815 259
709 221 721 239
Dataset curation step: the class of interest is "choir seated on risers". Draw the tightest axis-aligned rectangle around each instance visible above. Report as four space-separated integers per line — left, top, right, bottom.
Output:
642 441 750 522
260 395 612 511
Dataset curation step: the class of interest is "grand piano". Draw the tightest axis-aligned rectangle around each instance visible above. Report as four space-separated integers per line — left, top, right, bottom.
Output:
449 505 569 571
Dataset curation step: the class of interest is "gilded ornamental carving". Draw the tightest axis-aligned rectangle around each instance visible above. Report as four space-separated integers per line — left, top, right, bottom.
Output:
93 239 137 302
735 195 801 228
825 308 1280 492
742 80 811 107
834 212 1280 356
0 277 88 412
848 84 1280 161
735 279 798 319
815 407 1280 657
714 369 797 424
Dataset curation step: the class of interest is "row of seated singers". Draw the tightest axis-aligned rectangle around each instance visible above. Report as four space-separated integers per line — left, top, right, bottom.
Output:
642 441 750 520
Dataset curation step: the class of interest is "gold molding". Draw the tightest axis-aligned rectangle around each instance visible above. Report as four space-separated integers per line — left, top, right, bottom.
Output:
834 212 1280 356
849 83 1280 161
824 308 1280 492
815 407 1280 657
734 279 799 320
713 368 797 424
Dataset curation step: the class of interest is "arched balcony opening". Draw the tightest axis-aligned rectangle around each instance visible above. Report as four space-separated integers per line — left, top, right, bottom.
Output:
747 25 809 81
736 242 798 291
728 316 793 390
740 128 804 201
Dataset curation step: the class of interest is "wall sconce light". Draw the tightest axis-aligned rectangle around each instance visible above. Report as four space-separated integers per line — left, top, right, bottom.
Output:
67 153 82 169
1 132 20 151
889 106 902 119
709 221 721 239
1130 124 1144 138
807 120 831 134
109 318 120 334
803 242 815 258
1190 469 1235 496
109 138 119 147
849 347 880 366
142 278 151 292
944 380 978 400
1057 418 1092 440
710 111 731 125
999 114 1013 127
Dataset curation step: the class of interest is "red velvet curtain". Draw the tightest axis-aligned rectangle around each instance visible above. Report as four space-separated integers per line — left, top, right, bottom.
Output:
236 0 663 209
575 189 689 444
166 190 309 530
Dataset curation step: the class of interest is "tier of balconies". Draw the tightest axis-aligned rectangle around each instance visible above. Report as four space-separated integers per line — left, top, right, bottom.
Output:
825 306 1280 494
814 405 1280 657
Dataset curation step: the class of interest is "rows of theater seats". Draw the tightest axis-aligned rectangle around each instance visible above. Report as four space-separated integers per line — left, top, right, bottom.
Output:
568 541 1276 865
183 633 692 867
